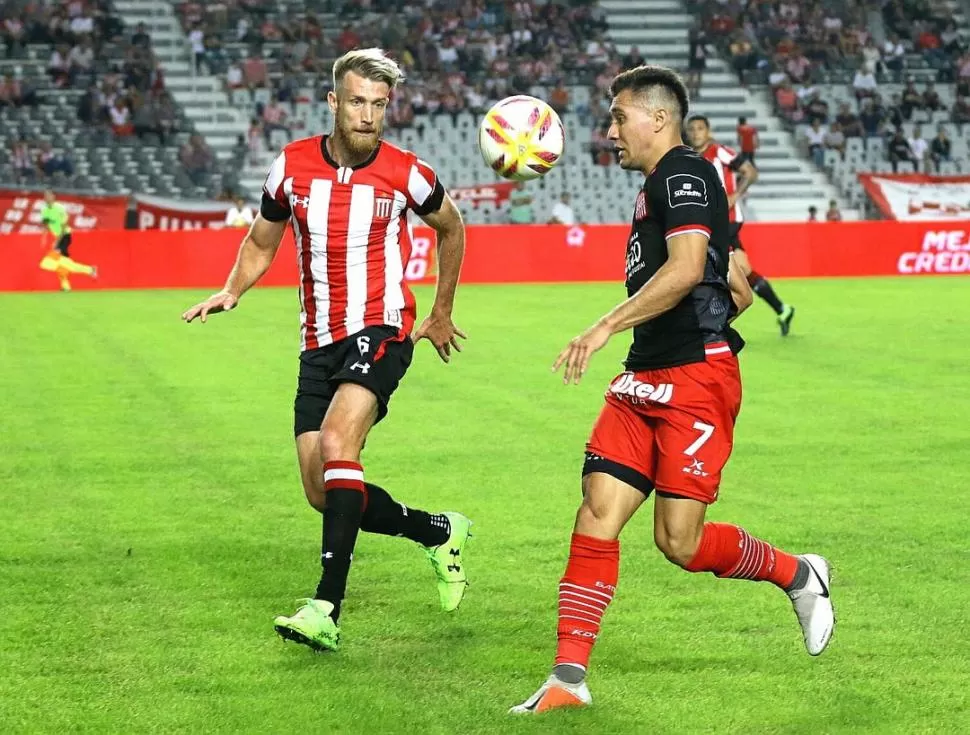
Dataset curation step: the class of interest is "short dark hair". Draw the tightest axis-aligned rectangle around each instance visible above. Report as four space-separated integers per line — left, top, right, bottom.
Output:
738 116 747 125
686 114 710 128
610 64 689 121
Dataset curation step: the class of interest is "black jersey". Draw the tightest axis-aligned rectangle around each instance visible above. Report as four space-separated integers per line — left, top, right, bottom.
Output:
623 145 744 371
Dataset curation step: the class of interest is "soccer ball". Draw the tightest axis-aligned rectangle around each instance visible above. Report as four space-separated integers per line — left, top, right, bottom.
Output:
478 95 565 181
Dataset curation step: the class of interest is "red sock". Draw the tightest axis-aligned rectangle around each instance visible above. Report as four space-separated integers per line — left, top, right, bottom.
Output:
555 533 619 670
685 522 798 589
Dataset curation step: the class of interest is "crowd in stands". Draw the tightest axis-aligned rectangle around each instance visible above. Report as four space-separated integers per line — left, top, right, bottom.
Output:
174 0 627 168
2 0 200 188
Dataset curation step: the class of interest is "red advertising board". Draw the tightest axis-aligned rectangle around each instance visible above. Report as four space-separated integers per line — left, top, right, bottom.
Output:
1 221 967 293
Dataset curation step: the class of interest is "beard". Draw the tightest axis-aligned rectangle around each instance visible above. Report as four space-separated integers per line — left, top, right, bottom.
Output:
336 118 382 157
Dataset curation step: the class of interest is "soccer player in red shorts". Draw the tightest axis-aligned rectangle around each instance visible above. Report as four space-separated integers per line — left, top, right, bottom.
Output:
182 49 473 653
511 65 834 714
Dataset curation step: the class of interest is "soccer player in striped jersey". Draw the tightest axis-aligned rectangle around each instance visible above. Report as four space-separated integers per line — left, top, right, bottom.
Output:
687 115 796 336
181 48 472 653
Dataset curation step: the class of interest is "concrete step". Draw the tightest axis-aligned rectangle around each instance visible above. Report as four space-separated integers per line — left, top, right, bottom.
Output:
610 14 691 28
602 0 680 11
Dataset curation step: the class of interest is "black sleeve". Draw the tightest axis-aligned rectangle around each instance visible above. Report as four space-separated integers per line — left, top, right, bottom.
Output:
650 155 715 240
260 191 290 222
412 178 445 216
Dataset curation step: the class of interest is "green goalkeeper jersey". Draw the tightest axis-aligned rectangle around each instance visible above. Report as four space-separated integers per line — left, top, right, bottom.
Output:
41 202 70 237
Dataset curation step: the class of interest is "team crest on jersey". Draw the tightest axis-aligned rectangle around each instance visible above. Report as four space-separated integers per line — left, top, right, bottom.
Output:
373 197 394 220
666 174 708 208
634 191 649 220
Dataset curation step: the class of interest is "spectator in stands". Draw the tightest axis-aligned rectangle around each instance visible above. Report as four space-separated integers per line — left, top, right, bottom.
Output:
508 181 534 224
225 196 254 228
226 60 244 89
11 138 34 182
908 125 929 172
188 22 206 72
835 103 863 138
886 93 905 129
804 119 827 168
888 128 918 172
823 122 846 160
36 141 73 179
736 116 758 163
109 97 134 137
548 192 576 226
48 43 74 87
3 14 26 59
69 38 94 75
883 33 906 73
243 49 267 88
180 134 214 187
131 22 150 50
550 79 569 114
941 21 963 59
775 78 800 123
859 98 885 137
155 91 179 145
901 80 923 120
807 205 818 221
0 72 34 107
923 82 944 112
852 62 878 101
804 91 830 125
261 95 290 148
686 22 708 99
861 38 882 74
728 31 755 85
826 200 843 221
622 46 645 69
930 125 952 172
953 94 970 123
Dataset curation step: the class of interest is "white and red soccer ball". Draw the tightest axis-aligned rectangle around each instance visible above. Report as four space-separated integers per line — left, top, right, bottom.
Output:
478 95 565 181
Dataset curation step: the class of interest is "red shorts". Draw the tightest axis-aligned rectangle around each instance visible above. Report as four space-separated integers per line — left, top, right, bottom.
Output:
585 344 742 504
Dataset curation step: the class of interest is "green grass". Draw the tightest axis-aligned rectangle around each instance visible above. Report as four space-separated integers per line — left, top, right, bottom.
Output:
1 278 969 734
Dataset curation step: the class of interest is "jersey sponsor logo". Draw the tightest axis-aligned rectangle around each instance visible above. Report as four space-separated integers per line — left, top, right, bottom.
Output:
625 233 644 278
609 373 674 403
666 174 708 208
290 193 310 209
350 361 371 374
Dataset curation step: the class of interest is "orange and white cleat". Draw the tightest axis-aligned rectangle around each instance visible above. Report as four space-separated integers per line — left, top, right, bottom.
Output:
509 675 592 714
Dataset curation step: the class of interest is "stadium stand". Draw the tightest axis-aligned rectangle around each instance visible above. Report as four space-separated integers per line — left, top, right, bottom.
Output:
0 0 240 199
4 0 969 222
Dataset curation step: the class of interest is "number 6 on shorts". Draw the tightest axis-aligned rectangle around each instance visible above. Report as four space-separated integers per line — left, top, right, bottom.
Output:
684 421 715 456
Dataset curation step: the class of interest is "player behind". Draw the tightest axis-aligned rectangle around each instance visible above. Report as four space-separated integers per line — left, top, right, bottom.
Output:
181 48 472 653
686 114 796 336
38 189 97 292
511 65 834 715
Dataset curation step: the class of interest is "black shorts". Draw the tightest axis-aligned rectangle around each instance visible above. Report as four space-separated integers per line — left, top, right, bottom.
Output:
293 325 414 436
55 233 72 256
728 222 744 252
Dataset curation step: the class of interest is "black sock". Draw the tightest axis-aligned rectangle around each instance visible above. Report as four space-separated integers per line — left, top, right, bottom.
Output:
360 482 450 547
749 274 785 315
314 488 364 622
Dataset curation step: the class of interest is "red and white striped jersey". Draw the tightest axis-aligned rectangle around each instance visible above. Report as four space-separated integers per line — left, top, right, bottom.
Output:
700 142 746 224
262 135 444 352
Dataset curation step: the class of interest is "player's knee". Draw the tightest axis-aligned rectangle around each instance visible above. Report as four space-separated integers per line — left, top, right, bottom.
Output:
318 425 356 463
654 526 702 568
576 489 613 528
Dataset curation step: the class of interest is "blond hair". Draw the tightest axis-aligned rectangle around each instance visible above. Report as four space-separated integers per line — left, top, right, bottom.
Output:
332 48 405 91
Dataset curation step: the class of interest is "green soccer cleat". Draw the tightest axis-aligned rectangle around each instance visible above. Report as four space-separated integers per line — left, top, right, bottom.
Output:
425 512 473 612
778 305 796 336
274 598 340 652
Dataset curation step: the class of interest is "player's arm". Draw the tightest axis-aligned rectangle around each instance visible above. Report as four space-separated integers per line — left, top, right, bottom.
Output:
727 252 753 318
181 208 287 323
411 163 467 362
728 157 758 206
555 168 715 384
183 152 290 323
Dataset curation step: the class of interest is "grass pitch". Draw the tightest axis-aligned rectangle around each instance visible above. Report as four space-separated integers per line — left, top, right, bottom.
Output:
1 278 968 734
